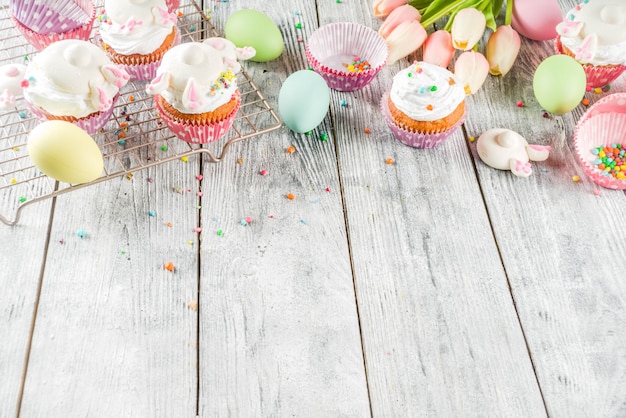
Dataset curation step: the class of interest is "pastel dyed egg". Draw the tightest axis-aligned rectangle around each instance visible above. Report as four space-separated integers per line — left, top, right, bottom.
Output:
279 70 330 134
533 55 586 115
224 9 283 62
511 0 562 41
27 120 103 184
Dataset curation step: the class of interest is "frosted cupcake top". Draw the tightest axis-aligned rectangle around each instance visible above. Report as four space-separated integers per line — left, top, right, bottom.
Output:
556 0 626 65
390 61 464 122
146 38 255 114
23 40 129 117
98 0 177 55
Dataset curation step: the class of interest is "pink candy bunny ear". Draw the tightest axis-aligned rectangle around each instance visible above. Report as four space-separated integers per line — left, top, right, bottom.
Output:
182 78 203 111
155 6 177 26
101 64 130 88
0 90 16 111
146 72 171 95
575 33 597 63
89 81 113 111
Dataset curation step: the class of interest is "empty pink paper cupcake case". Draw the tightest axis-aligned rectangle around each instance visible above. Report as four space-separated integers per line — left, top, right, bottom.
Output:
306 22 388 92
554 36 626 89
155 95 241 144
10 0 94 35
380 90 465 149
574 93 626 190
11 6 95 52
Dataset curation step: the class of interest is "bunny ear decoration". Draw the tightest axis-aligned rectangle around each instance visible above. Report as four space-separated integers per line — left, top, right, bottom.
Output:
575 33 598 63
146 72 171 95
182 78 203 111
101 65 130 89
88 81 113 111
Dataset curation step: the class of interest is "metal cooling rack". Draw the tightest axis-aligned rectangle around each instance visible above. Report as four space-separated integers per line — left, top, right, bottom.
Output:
0 1 281 226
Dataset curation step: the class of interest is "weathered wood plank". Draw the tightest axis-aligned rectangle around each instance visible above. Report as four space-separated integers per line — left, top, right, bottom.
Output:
19 164 199 416
0 201 51 418
197 0 370 416
321 2 547 417
464 1 626 415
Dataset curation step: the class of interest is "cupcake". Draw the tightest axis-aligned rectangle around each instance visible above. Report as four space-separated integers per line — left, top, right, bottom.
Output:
555 0 626 88
146 38 255 144
9 0 96 51
381 61 466 149
306 22 388 92
97 0 180 81
20 39 130 134
574 93 626 190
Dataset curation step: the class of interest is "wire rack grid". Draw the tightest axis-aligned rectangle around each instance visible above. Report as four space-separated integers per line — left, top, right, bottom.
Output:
0 1 282 226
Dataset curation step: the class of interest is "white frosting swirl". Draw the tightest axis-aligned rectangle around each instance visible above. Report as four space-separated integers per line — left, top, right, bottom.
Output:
98 0 177 55
146 40 245 114
557 0 626 65
389 62 464 122
23 40 129 117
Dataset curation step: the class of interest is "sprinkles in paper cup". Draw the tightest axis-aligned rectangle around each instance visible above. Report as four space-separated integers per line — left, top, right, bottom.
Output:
306 22 388 92
574 93 626 190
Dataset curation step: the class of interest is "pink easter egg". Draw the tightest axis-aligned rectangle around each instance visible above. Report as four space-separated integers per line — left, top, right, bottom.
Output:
512 0 563 41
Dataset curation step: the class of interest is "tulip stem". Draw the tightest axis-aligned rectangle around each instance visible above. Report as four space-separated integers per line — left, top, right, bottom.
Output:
419 0 468 28
505 0 513 26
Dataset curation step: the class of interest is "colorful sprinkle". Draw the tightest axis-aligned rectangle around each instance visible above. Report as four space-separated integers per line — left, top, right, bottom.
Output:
237 157 244 164
217 229 223 236
593 87 602 94
287 193 295 200
364 128 371 134
164 262 175 271
342 57 371 73
196 174 203 181
385 158 394 165
189 25 196 31
76 229 87 238
149 210 156 217
572 175 580 182
181 156 188 162
129 95 135 102
260 169 268 176
194 227 202 233
126 173 133 180
516 101 524 107
340 99 347 107
591 144 626 180
161 145 168 151
167 221 173 227
287 145 296 154
10 178 16 184
295 23 302 29
320 132 328 141
426 104 433 111
582 98 589 106
18 196 27 203
469 136 475 143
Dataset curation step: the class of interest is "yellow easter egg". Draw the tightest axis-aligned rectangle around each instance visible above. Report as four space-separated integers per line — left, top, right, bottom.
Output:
27 120 104 184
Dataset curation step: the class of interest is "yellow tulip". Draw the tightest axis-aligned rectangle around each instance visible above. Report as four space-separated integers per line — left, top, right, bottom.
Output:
486 25 521 76
451 8 486 51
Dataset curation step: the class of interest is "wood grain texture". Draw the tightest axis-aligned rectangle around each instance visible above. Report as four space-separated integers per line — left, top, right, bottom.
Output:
0 201 51 418
464 1 626 416
19 165 199 417
321 2 547 417
197 1 370 416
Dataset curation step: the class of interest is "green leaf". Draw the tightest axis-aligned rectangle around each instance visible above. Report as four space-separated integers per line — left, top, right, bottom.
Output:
420 0 480 28
492 0 505 19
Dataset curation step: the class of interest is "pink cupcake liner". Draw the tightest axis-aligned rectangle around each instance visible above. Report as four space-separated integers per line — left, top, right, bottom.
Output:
554 36 626 89
380 90 465 149
306 22 388 92
102 28 181 81
155 95 241 144
10 0 94 34
26 95 118 135
166 0 181 12
574 93 626 190
11 9 95 51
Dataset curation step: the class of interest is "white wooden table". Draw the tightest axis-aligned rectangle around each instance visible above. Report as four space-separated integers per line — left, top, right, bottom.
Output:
2 0 625 416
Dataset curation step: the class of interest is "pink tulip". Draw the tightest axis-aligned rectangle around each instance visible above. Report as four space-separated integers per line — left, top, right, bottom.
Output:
486 25 521 76
454 51 489 94
384 20 428 65
373 0 408 18
422 30 455 68
378 5 421 38
451 8 486 51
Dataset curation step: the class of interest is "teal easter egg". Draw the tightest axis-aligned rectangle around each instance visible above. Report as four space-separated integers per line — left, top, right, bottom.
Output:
533 55 586 115
279 70 330 133
225 9 284 62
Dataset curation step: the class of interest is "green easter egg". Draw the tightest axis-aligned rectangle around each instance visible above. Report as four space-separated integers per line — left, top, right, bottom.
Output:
533 55 586 115
279 70 330 133
225 9 284 62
